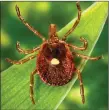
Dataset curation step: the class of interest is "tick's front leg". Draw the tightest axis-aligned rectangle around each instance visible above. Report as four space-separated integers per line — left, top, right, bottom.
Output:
30 69 37 104
62 1 81 41
15 5 45 41
76 68 85 104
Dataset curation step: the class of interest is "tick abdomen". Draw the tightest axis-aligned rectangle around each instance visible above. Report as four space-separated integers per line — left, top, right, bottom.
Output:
37 42 75 86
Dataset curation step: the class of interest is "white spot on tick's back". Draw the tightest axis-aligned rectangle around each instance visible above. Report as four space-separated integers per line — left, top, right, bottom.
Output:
51 58 60 65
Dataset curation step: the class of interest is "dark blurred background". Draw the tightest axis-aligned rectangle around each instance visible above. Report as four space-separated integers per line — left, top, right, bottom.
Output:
1 2 108 110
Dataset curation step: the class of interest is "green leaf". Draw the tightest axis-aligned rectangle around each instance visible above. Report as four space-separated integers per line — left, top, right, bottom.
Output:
1 2 108 109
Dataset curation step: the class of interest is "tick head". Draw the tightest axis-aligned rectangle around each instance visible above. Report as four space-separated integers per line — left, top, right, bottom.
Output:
49 24 56 35
48 24 59 43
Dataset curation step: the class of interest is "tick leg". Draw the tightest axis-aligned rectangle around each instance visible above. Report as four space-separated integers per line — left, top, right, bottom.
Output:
68 37 88 51
76 69 85 104
72 52 103 60
62 2 81 41
30 69 37 104
6 55 36 65
15 5 45 41
16 41 40 54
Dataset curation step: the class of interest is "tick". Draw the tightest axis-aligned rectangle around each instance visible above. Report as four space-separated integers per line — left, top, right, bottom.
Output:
6 2 102 104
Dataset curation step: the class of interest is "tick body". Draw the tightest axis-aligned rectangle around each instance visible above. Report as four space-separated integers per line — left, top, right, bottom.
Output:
6 2 102 105
37 41 75 86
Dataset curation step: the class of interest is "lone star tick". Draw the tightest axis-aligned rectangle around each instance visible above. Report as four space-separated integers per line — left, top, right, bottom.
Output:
6 2 102 104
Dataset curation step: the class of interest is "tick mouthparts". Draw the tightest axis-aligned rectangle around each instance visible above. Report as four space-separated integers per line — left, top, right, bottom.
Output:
51 58 60 65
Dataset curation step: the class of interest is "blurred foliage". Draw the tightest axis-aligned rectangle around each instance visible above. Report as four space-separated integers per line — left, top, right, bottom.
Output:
1 1 108 110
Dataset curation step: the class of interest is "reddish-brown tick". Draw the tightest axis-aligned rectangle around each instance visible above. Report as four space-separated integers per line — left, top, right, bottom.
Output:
6 2 102 104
